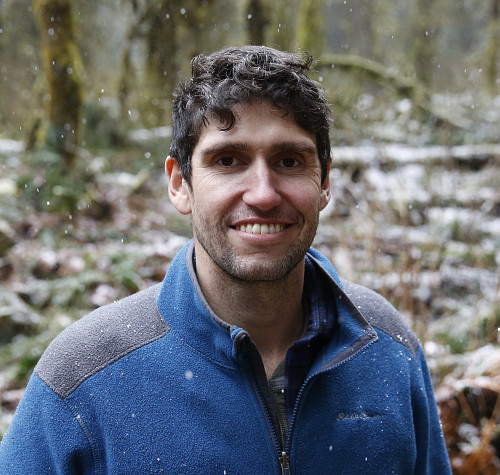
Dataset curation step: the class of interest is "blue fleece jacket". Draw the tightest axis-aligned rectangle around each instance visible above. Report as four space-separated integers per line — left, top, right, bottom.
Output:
0 243 451 474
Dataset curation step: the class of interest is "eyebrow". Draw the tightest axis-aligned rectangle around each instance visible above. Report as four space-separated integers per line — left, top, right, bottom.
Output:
200 142 250 157
199 140 317 157
270 141 317 156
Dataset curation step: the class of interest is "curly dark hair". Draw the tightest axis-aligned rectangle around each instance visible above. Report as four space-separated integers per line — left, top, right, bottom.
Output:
170 45 332 186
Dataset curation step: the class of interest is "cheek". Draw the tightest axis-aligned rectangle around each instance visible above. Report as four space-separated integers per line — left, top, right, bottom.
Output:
190 192 225 225
285 180 323 208
194 177 241 207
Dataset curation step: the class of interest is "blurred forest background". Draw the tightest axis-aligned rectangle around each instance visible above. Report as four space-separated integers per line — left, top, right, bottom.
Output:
0 0 499 472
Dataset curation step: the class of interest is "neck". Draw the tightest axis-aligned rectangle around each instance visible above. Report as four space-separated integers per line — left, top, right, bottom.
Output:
195 248 306 377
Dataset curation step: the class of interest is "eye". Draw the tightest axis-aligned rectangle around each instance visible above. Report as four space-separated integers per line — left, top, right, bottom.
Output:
218 156 240 167
280 158 300 168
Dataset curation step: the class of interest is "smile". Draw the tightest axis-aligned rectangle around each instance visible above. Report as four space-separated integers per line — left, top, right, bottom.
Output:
234 223 284 234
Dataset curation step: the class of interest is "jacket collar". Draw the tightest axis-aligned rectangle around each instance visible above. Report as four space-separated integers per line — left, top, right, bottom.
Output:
156 241 377 371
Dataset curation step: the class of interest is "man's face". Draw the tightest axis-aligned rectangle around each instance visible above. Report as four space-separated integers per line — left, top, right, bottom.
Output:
168 101 331 282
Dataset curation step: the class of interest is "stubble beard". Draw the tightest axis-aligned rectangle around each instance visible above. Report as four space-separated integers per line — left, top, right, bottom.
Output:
191 207 320 283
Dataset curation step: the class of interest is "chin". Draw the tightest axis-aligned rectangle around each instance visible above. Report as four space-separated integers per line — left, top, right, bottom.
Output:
223 256 303 282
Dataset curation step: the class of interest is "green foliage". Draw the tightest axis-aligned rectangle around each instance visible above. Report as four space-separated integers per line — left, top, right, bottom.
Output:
18 147 94 214
108 250 144 293
29 271 106 308
437 328 472 355
0 332 52 385
437 305 500 354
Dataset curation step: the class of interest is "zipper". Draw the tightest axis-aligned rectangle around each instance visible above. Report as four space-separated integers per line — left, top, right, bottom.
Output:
236 329 289 473
279 451 291 474
250 369 290 473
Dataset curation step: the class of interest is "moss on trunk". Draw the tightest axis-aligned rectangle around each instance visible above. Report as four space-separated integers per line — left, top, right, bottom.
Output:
33 0 83 163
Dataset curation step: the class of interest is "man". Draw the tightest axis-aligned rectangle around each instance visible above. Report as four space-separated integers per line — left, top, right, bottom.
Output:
1 46 451 473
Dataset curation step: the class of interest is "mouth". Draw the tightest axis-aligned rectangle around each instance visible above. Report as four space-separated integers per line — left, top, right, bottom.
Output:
231 223 286 235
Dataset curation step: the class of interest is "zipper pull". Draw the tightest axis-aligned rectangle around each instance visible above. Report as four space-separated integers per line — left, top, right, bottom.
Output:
279 451 291 474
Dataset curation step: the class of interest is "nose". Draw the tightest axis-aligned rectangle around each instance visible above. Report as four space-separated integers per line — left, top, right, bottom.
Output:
241 160 281 211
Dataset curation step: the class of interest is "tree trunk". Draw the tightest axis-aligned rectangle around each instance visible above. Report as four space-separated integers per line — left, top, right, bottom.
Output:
118 1 141 119
180 0 218 61
349 0 374 57
485 0 500 95
268 0 299 52
296 0 325 59
411 0 438 86
33 0 83 163
143 0 179 126
246 0 269 45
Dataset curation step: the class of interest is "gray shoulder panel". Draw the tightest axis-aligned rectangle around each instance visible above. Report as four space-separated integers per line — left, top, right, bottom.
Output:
341 280 420 356
35 283 169 398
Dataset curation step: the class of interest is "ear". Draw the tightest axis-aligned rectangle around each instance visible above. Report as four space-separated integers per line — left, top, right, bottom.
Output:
165 156 192 215
319 159 332 211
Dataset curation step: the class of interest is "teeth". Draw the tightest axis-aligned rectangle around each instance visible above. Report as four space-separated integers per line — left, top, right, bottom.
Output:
238 223 283 234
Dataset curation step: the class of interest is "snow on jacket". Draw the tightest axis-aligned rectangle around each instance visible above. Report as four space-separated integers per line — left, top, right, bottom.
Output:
0 242 451 474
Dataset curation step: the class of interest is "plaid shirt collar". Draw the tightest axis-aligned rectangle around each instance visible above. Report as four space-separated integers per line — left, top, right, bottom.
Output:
283 254 338 419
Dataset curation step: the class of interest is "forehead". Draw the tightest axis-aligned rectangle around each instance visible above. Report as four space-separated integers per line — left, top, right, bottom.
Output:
193 101 317 155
